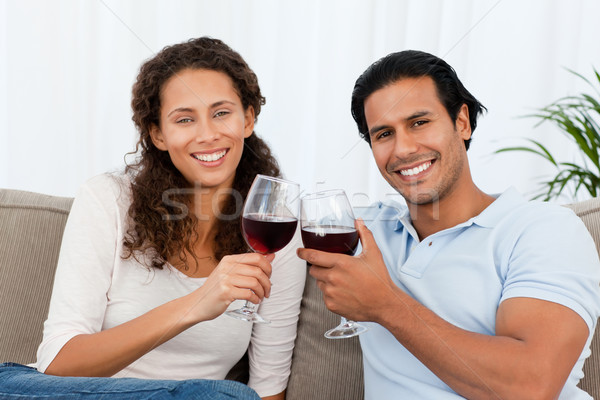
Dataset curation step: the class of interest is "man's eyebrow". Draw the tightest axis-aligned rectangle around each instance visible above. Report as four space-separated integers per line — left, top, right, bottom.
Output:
369 124 391 137
406 110 431 120
368 110 432 136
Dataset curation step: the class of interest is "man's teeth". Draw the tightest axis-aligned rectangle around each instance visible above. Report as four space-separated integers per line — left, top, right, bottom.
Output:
193 150 226 162
400 161 432 176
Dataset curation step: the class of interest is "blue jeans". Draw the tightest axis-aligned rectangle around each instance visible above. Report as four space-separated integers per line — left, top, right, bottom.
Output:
0 363 261 400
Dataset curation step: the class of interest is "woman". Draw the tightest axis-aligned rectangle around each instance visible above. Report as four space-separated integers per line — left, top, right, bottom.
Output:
1 37 305 400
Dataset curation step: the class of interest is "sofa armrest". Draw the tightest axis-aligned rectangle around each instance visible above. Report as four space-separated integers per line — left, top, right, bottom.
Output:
0 189 73 364
566 198 600 399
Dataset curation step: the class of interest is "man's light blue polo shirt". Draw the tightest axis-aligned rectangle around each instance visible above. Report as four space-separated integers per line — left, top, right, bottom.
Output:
357 187 600 399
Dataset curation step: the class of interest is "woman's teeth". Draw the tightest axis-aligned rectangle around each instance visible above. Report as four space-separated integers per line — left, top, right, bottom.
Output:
400 161 432 176
192 150 226 162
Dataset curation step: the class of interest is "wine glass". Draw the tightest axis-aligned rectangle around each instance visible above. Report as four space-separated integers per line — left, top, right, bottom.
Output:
300 189 368 339
226 174 300 324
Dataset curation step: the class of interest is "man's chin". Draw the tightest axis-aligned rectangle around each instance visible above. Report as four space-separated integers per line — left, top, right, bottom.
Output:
399 189 441 206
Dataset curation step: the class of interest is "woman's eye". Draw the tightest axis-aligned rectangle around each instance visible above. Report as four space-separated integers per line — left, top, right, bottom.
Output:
176 117 193 124
214 110 230 118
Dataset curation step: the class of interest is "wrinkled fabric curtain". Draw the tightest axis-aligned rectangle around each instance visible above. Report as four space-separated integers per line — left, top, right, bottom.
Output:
1 0 599 204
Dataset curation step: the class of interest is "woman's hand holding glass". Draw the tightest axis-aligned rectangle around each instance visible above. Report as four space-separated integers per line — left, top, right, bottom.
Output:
226 174 300 323
186 253 275 323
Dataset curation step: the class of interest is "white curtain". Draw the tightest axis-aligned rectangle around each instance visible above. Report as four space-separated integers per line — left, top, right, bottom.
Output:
1 0 600 205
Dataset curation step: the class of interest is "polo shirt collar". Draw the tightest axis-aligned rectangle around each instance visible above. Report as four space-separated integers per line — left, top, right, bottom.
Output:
470 186 525 228
394 186 525 232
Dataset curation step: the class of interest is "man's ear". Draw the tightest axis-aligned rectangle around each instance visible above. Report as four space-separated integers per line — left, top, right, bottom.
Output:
149 124 168 151
243 106 255 139
456 104 472 141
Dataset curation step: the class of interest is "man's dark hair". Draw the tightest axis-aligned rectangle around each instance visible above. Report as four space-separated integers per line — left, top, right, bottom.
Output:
350 50 486 150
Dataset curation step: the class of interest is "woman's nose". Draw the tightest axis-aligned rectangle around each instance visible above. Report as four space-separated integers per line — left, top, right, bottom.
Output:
194 120 220 143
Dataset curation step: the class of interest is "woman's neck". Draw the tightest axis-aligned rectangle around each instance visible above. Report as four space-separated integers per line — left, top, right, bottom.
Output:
169 185 230 278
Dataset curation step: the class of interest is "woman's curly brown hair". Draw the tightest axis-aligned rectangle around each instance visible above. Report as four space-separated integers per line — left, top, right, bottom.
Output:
123 37 281 269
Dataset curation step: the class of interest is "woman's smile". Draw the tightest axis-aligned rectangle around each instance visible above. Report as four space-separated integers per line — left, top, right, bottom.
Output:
191 148 229 166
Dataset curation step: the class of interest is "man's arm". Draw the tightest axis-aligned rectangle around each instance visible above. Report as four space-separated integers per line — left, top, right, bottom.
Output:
298 219 589 400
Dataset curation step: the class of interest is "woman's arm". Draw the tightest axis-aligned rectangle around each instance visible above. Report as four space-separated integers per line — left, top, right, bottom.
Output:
39 175 275 377
46 252 275 377
262 390 285 400
45 252 274 377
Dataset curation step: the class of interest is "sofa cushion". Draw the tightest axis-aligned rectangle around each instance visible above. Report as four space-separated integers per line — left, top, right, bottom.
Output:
566 198 600 399
286 271 364 400
0 189 73 364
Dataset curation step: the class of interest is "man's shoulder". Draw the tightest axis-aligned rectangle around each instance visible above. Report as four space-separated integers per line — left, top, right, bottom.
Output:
484 187 579 229
491 194 590 250
506 197 579 225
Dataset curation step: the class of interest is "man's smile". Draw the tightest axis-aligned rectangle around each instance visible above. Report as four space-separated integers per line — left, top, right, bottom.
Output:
398 160 433 177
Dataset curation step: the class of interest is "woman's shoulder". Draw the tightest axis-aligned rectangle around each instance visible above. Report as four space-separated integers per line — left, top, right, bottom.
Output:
71 172 133 217
79 172 132 201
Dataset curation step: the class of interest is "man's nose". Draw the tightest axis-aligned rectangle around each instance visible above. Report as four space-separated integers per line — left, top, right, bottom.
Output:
394 130 419 156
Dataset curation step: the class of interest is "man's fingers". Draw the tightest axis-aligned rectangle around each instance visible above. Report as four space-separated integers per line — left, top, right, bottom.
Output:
297 248 341 268
356 218 379 255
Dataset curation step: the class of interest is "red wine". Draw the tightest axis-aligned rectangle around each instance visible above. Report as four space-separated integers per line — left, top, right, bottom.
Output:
301 225 358 255
242 214 298 254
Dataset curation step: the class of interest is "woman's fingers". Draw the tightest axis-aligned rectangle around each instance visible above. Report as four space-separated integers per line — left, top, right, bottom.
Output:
229 274 267 299
222 253 273 277
231 287 262 305
218 254 274 298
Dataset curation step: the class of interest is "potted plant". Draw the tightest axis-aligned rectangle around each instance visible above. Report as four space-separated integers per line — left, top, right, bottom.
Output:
496 68 600 201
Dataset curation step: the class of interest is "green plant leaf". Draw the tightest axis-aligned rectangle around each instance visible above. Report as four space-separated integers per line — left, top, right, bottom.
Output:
495 140 558 166
495 67 600 201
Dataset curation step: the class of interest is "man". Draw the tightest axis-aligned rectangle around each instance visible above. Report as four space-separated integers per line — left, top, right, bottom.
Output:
297 50 600 399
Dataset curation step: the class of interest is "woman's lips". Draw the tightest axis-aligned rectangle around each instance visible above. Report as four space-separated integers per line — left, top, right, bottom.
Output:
191 149 228 165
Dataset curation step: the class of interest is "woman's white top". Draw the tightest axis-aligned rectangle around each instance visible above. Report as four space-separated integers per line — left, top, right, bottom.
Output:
34 174 306 397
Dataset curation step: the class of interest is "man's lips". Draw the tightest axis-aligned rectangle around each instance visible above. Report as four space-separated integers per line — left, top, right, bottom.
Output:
191 149 228 162
391 159 435 178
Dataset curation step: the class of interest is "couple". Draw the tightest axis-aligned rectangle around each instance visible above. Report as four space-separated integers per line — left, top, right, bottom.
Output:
1 37 599 400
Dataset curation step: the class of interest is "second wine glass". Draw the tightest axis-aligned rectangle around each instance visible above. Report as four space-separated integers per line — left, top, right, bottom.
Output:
300 189 368 339
226 174 300 324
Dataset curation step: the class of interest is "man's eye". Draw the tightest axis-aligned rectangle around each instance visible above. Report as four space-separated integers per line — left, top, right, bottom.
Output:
376 130 392 140
176 118 193 124
413 120 428 127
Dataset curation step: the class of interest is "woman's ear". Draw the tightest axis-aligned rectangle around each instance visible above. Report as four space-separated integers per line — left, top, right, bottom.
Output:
243 106 255 139
149 124 168 151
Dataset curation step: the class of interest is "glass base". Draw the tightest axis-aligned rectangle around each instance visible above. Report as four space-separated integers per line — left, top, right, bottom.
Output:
225 306 270 324
325 320 368 339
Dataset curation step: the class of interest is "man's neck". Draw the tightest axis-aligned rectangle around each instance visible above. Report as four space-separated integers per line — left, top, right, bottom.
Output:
407 182 495 241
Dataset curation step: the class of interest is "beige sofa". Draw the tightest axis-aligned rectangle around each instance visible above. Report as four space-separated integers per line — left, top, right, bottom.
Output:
1 187 599 399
